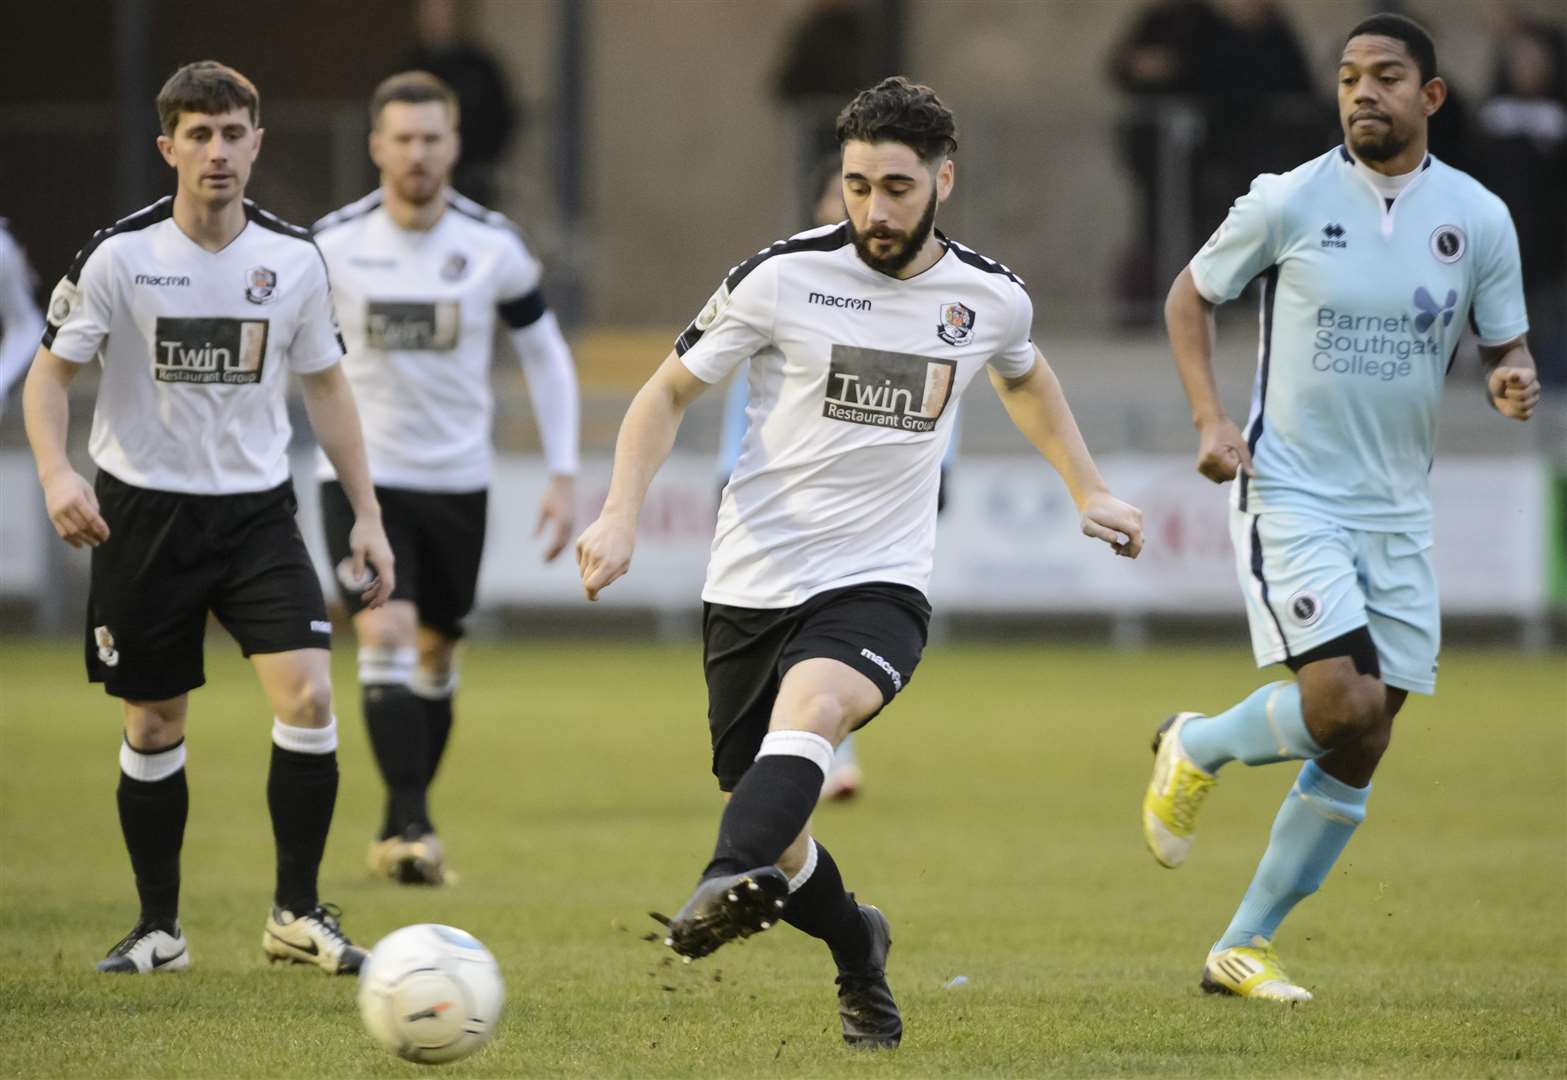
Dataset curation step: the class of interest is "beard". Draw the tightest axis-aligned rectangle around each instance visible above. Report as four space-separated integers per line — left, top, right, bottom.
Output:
392 170 445 205
850 188 939 275
1346 116 1411 164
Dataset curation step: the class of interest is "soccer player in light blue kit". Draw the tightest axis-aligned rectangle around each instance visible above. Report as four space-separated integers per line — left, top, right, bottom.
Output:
1143 13 1541 1002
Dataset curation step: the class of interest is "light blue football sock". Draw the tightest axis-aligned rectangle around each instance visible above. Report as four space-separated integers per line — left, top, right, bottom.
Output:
1179 681 1323 774
1214 760 1370 952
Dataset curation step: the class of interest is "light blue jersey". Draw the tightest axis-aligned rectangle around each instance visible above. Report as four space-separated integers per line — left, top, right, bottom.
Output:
1191 146 1528 531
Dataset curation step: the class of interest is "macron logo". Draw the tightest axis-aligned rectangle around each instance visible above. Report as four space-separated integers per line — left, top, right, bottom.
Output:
135 273 191 287
809 291 872 311
859 647 902 691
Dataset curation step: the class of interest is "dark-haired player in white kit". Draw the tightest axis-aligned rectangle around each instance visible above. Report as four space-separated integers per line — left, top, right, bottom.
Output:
577 77 1144 1048
313 72 580 885
22 61 394 975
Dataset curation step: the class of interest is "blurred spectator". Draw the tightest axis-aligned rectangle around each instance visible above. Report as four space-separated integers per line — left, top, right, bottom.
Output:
0 218 43 418
1200 0 1316 225
773 0 878 219
1475 19 1567 387
398 0 519 208
1107 1 1314 324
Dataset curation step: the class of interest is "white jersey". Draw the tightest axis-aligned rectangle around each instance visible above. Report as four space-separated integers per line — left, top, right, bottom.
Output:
677 224 1036 608
43 197 344 495
312 190 546 492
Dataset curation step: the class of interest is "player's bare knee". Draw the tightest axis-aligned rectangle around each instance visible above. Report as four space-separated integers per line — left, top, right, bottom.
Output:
779 692 852 744
276 678 334 728
123 696 187 749
1302 674 1386 747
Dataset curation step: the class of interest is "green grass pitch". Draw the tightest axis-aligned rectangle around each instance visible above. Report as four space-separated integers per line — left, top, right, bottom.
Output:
1 637 1563 1077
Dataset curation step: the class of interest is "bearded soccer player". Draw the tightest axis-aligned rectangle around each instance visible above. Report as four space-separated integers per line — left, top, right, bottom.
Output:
22 61 395 975
312 71 579 887
1144 13 1538 1002
577 77 1143 1048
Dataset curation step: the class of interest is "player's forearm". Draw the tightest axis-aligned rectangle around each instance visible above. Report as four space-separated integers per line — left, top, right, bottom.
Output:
600 376 688 524
1478 337 1535 374
510 313 581 476
1165 269 1227 427
300 366 381 521
991 359 1109 510
22 348 76 480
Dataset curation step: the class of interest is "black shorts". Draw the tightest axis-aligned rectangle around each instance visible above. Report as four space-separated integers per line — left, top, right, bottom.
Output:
319 481 487 640
702 582 931 792
85 470 331 701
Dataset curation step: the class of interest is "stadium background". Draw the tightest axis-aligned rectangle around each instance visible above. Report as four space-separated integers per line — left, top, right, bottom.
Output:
0 0 1562 642
0 4 1564 1077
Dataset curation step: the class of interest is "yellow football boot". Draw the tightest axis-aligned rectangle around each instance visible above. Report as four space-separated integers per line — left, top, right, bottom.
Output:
1142 712 1217 868
1202 936 1312 1002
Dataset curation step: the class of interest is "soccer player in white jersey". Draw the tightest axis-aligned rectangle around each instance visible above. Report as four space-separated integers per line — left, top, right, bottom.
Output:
0 219 44 414
22 61 395 976
577 77 1144 1048
312 71 579 886
1144 14 1540 1003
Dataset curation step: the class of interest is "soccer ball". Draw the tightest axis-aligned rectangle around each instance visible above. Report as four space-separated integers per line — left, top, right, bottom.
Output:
357 924 505 1065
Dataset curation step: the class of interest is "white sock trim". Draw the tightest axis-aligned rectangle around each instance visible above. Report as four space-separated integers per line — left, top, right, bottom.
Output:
408 667 458 700
120 738 186 782
272 716 338 754
754 730 834 777
787 839 819 894
358 646 415 686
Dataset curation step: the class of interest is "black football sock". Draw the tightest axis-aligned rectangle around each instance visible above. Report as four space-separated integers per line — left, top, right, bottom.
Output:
360 649 430 837
782 840 873 969
409 668 456 789
268 719 339 913
703 731 832 879
117 737 188 927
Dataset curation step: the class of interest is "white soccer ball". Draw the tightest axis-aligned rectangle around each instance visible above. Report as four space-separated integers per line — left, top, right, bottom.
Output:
357 924 505 1065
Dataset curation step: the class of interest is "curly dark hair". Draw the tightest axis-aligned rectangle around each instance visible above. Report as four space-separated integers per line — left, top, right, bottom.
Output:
835 76 957 162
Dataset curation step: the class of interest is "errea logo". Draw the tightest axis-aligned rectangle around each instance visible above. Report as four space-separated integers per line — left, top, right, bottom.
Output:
135 273 191 286
1320 223 1347 249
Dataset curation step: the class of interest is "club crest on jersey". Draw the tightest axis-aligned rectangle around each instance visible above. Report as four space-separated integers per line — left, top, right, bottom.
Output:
937 301 976 346
1429 225 1465 264
245 265 277 305
440 252 469 281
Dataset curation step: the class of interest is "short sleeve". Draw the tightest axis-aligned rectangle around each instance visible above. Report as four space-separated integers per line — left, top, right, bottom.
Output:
987 286 1036 379
287 253 346 374
42 244 115 363
1470 204 1529 346
496 231 546 329
674 260 776 384
1188 175 1280 304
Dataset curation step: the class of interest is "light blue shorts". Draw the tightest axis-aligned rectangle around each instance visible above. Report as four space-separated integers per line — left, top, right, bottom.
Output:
1229 508 1439 695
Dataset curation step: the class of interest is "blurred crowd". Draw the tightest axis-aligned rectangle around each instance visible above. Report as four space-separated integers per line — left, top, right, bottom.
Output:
1105 0 1565 387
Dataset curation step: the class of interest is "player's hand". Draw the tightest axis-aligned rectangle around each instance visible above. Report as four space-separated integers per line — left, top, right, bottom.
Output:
1080 491 1144 558
41 468 109 548
536 474 576 562
1488 366 1540 421
1195 416 1254 483
575 513 635 601
348 514 396 608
